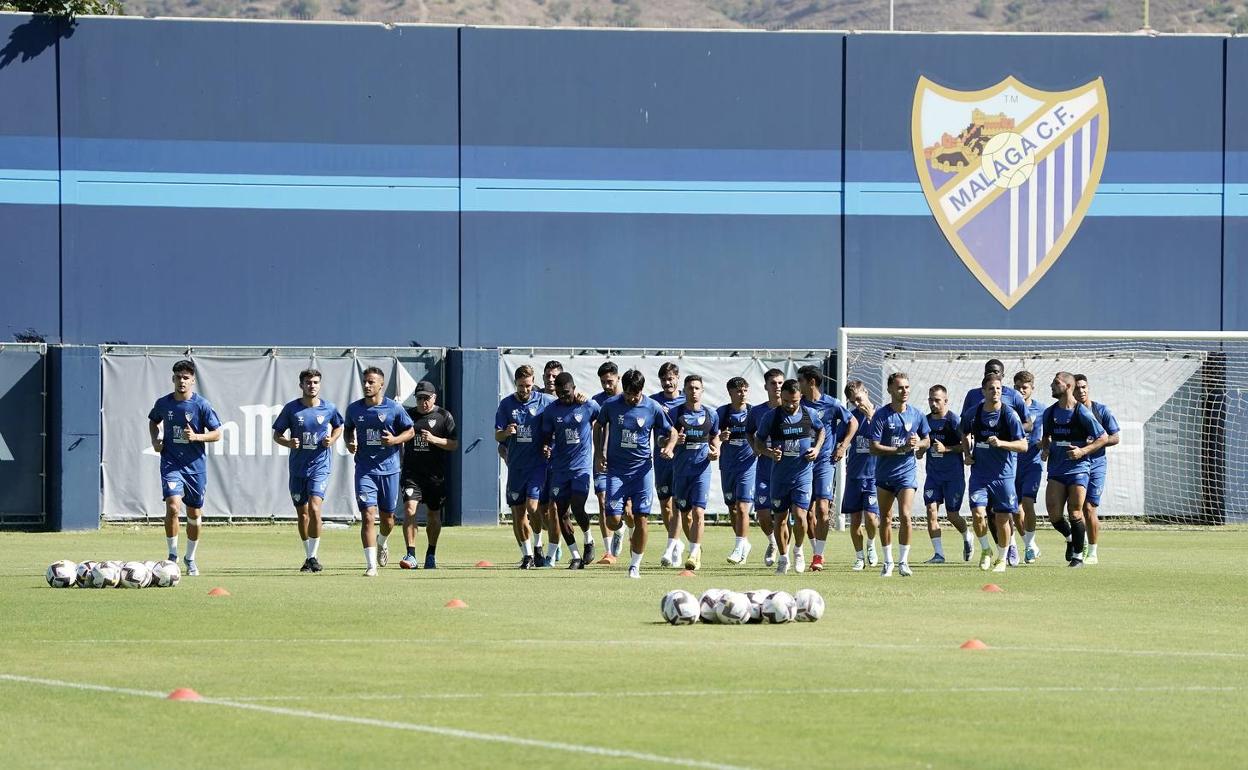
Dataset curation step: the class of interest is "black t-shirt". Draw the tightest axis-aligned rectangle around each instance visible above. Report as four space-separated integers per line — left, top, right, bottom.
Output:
403 406 457 477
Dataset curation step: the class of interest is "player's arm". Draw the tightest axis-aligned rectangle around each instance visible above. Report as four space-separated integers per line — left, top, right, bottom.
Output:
806 425 825 461
961 424 976 465
833 413 856 462
273 429 300 450
184 420 221 444
592 422 607 472
148 418 163 453
324 422 343 448
1103 408 1122 448
344 422 357 454
661 423 680 456
868 438 894 456
707 413 721 461
1074 431 1111 459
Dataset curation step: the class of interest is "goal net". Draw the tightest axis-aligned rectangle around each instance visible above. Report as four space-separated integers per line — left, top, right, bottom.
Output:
838 329 1247 526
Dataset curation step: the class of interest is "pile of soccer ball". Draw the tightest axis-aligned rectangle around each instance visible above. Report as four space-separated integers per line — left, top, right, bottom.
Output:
660 588 824 625
45 559 181 589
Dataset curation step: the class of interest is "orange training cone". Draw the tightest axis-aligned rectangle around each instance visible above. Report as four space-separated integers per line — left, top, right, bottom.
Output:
207 587 231 597
167 688 202 701
960 639 989 650
982 584 1004 593
445 598 468 609
678 570 695 577
475 560 494 568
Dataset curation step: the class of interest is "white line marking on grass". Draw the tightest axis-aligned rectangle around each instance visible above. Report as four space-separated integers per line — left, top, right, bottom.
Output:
38 638 1248 659
221 684 1240 702
0 673 754 770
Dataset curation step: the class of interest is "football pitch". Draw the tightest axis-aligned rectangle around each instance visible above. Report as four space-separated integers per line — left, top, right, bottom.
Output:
2 525 1245 769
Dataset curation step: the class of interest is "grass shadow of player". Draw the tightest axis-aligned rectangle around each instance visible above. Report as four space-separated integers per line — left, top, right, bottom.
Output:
0 14 74 70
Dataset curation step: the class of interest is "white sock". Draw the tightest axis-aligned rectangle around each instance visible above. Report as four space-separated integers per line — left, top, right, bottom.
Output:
1010 533 1019 549
377 533 388 550
303 538 311 558
689 543 701 556
583 528 594 545
546 543 559 559
630 551 643 569
978 534 992 552
570 545 581 560
364 546 377 569
665 537 678 553
733 536 746 550
185 539 198 560
166 536 178 557
308 537 320 558
1064 533 1073 542
1089 543 1098 556
813 539 825 557
899 544 910 563
963 529 974 545
884 543 894 565
855 549 864 559
932 536 944 557
795 545 805 558
1023 530 1036 547
768 532 777 546
533 532 544 548
520 541 533 557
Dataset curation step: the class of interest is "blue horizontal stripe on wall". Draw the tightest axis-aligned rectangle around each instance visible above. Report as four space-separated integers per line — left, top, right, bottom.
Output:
845 182 1224 217
462 146 841 183
0 135 59 170
1227 185 1248 216
845 150 1224 185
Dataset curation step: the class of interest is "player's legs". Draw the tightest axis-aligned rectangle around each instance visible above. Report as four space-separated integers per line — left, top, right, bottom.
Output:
894 487 915 574
625 476 654 577
179 472 206 574
163 494 182 557
401 489 421 562
1064 483 1088 566
876 484 897 575
377 509 396 568
1045 479 1075 560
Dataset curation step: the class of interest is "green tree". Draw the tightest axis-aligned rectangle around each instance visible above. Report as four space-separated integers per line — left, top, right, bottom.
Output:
0 0 123 16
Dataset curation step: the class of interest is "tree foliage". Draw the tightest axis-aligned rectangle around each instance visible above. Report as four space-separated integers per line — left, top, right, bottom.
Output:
0 0 124 16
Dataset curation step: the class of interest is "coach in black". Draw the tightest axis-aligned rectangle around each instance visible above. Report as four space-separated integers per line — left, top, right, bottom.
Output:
400 380 459 570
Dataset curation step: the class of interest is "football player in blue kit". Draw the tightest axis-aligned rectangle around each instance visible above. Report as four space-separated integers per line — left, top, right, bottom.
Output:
919 385 971 564
718 377 757 565
960 373 1028 573
754 379 824 575
797 366 855 572
272 368 344 573
661 375 720 571
594 369 674 579
868 372 930 577
650 361 687 568
345 367 415 577
1074 374 1120 566
147 359 222 576
1013 370 1046 564
539 372 601 570
747 369 786 566
496 365 555 569
592 362 624 563
1040 372 1109 568
842 381 880 571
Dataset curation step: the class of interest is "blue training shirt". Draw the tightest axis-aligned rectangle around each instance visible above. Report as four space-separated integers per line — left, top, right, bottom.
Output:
802 394 853 464
149 392 222 475
746 402 777 483
868 404 930 482
716 403 756 476
539 398 600 475
346 397 414 475
1020 397 1045 467
1041 403 1105 478
846 406 877 480
596 394 672 476
671 403 719 478
754 405 823 480
495 391 556 472
963 385 1030 427
272 398 344 480
924 412 965 482
1085 401 1120 466
959 403 1026 482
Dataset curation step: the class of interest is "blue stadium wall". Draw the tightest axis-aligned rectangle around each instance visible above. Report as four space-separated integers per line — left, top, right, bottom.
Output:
0 13 1244 526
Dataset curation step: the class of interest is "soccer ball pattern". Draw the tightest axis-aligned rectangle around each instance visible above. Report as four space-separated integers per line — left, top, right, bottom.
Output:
152 560 181 588
794 589 825 622
91 561 122 589
660 590 699 625
46 560 77 588
51 558 175 589
762 591 797 624
713 591 752 625
699 589 727 623
121 561 153 589
743 590 771 624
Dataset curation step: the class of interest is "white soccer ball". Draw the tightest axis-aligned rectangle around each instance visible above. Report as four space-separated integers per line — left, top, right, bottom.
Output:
980 131 1034 190
713 591 752 625
151 560 181 588
75 560 98 588
699 589 727 624
762 591 797 624
794 588 825 622
660 590 699 625
91 561 121 589
46 560 77 588
121 561 152 589
743 590 771 624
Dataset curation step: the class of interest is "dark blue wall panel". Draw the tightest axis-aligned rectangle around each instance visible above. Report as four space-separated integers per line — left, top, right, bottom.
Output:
460 28 843 348
57 18 460 346
844 34 1224 330
0 13 61 343
1226 38 1246 332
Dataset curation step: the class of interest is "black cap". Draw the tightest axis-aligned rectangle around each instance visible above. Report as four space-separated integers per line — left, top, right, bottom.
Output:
414 380 437 396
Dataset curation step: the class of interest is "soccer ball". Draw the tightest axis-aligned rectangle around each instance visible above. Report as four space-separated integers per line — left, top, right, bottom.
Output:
980 131 1035 190
151 560 181 588
794 588 825 622
121 561 152 589
46 560 77 588
91 561 122 589
743 590 771 624
660 590 699 625
75 560 98 588
699 589 727 624
762 591 797 624
713 592 752 625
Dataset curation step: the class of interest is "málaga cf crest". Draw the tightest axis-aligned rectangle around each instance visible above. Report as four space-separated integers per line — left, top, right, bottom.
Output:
912 77 1108 308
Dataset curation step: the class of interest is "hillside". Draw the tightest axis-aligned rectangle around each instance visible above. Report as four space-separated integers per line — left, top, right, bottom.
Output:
116 0 1248 34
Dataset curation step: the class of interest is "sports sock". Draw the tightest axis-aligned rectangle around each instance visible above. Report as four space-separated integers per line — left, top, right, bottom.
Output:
665 537 679 554
1009 533 1019 549
1088 543 1098 557
813 539 825 557
932 536 945 557
546 542 559 560
978 534 992 552
768 532 777 546
1023 530 1036 548
308 537 320 558
570 546 580 560
795 545 805 558
963 529 974 545
899 544 910 563
733 536 746 550
302 538 310 558
689 543 701 557
883 543 894 565
583 528 594 545
629 551 643 570
364 546 377 569
407 546 416 557
855 549 864 560
1052 519 1072 539
521 541 533 557
426 545 437 557
166 536 178 558
377 533 388 550
1070 520 1086 556
533 531 544 549
185 539 198 560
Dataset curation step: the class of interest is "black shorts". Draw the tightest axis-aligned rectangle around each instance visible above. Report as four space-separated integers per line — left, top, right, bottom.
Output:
401 473 447 511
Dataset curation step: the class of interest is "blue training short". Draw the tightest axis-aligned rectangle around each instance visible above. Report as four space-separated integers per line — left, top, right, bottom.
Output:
1086 464 1107 507
673 467 712 512
549 470 592 503
923 475 965 512
721 465 756 506
654 457 676 500
355 470 399 514
161 469 206 509
505 464 547 506
607 469 654 516
969 477 1018 514
769 472 812 513
1015 459 1043 500
841 477 879 515
812 460 835 502
594 471 608 495
876 475 917 495
1049 471 1090 490
289 473 329 506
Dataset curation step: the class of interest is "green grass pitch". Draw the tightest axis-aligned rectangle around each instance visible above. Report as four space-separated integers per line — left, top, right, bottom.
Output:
1 525 1246 768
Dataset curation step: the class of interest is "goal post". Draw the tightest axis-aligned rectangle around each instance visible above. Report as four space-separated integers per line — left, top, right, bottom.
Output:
837 328 1248 526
